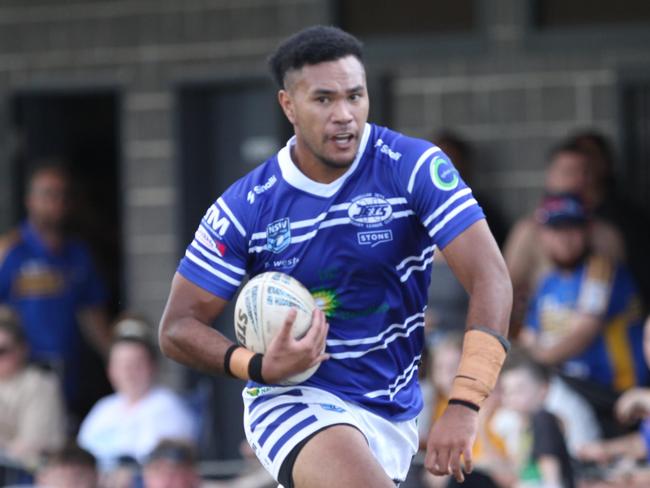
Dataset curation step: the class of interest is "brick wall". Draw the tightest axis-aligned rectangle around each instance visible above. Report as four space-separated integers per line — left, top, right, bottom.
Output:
0 0 648 330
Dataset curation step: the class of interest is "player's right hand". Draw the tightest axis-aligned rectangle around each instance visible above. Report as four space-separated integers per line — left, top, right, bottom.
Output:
261 308 330 384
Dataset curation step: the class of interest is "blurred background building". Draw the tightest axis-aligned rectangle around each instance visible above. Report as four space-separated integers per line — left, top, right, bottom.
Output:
0 0 649 467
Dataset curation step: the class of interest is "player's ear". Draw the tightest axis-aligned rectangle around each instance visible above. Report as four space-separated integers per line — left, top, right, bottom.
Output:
278 90 296 125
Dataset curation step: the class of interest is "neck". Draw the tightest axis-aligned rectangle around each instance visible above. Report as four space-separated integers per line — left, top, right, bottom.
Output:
29 219 64 251
291 140 351 184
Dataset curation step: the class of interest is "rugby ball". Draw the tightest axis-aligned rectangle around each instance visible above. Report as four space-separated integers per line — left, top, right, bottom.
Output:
234 271 319 385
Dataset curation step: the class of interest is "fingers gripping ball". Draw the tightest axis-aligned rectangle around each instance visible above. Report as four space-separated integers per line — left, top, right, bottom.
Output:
234 272 319 385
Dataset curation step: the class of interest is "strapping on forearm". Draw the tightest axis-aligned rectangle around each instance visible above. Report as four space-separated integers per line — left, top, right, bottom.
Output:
449 328 509 409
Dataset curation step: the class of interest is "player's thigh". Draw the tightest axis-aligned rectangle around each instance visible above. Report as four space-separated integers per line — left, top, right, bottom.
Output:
292 424 395 488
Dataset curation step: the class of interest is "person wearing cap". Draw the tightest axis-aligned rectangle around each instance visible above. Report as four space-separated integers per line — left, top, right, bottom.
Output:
519 193 648 436
77 318 196 471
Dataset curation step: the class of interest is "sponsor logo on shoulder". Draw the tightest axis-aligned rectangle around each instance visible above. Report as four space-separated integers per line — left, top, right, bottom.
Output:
204 204 231 236
357 229 393 247
245 386 273 397
429 154 459 191
266 217 291 253
195 226 226 257
348 193 393 227
374 138 402 161
247 175 277 204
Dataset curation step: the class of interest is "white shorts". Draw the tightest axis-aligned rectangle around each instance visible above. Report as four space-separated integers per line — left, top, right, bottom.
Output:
242 385 418 484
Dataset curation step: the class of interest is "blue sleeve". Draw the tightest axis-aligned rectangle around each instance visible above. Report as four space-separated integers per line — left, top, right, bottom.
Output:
76 245 108 307
394 139 485 249
178 191 248 301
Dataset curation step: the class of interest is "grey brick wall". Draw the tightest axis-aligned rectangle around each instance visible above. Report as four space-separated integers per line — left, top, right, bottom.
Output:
0 0 648 335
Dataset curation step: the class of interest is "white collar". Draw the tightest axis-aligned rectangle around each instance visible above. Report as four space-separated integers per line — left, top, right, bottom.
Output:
277 123 371 197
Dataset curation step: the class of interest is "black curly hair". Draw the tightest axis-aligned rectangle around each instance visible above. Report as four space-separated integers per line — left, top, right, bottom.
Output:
268 25 363 88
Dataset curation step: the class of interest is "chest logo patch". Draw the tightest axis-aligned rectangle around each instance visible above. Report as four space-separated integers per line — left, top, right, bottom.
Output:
266 218 291 254
348 194 393 227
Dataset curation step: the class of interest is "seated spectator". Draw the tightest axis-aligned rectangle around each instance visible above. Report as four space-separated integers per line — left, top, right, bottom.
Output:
578 317 650 483
35 444 98 488
77 317 196 471
519 194 648 436
496 354 574 488
504 142 624 337
568 130 650 308
0 306 65 468
143 439 201 488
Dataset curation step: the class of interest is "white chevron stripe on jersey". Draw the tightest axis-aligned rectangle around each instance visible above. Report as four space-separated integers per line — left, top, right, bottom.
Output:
190 242 246 275
428 199 478 238
399 255 435 283
407 147 440 194
364 355 422 400
328 320 424 360
327 311 425 347
422 188 473 227
217 197 246 237
396 245 436 271
184 251 241 287
248 209 415 254
249 197 410 242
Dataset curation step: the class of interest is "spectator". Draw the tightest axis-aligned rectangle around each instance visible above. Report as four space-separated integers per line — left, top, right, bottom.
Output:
35 444 98 488
0 306 65 468
503 142 625 338
142 440 201 488
520 193 648 435
77 317 196 471
578 317 650 471
497 354 574 488
568 129 650 310
0 163 112 419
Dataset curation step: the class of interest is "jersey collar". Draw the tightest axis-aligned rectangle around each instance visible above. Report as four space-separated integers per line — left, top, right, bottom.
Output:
277 123 371 197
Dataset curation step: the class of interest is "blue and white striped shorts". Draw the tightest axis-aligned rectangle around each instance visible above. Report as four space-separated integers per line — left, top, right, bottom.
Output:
242 385 418 483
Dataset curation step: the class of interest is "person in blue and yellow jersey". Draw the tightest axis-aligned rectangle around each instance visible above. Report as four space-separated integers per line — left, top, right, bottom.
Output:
520 193 648 437
0 163 112 421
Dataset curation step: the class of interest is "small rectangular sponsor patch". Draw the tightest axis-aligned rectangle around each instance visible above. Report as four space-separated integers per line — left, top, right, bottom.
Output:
357 229 393 247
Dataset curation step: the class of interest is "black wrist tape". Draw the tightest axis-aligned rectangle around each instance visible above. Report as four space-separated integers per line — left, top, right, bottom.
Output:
448 398 480 412
223 344 239 378
248 353 266 384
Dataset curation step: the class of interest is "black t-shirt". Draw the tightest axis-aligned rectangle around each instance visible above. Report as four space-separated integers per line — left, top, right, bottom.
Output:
531 409 575 488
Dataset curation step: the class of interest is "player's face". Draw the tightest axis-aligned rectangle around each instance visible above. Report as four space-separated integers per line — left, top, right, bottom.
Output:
279 55 369 174
540 224 588 269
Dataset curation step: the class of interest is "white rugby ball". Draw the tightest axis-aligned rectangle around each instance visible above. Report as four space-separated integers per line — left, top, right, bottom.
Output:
234 271 319 385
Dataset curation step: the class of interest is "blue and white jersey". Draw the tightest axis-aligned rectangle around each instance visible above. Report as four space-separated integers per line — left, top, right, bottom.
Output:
178 123 484 421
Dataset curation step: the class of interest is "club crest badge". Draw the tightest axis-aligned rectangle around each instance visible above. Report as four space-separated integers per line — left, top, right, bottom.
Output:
266 218 291 253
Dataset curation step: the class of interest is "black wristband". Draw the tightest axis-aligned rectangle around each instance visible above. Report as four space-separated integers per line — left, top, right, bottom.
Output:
448 398 480 412
248 353 266 384
223 344 240 378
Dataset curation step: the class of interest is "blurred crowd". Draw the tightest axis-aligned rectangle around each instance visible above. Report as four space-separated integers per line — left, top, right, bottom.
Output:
0 165 275 487
418 129 650 488
0 128 648 488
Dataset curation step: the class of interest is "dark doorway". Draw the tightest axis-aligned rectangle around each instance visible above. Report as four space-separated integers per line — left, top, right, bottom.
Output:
11 90 122 420
177 80 291 461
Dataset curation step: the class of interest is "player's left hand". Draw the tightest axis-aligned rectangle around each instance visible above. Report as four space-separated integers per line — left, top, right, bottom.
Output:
425 403 479 482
